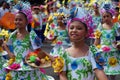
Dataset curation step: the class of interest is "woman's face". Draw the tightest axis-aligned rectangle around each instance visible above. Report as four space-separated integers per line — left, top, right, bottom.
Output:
57 16 63 25
93 6 99 13
33 8 40 14
68 21 88 42
102 12 112 23
14 13 28 29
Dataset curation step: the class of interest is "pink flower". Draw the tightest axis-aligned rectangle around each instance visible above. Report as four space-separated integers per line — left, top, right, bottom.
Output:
51 24 55 28
102 46 111 52
9 63 21 70
35 22 40 26
48 34 54 40
49 34 53 38
43 18 47 22
40 68 46 74
57 41 62 45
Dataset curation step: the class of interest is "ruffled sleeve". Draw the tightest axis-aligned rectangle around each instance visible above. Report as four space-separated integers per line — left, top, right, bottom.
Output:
51 46 66 73
29 30 42 50
89 45 105 70
7 31 16 53
113 22 120 36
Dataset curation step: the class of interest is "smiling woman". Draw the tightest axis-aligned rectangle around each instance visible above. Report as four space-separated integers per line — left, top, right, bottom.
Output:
2 1 50 79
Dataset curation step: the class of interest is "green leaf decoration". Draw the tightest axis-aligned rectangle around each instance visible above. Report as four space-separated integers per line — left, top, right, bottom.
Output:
67 70 72 80
73 78 77 80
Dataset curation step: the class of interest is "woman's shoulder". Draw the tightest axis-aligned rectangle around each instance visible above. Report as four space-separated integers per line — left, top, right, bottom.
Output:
9 30 17 39
113 22 120 29
89 45 98 55
58 47 70 57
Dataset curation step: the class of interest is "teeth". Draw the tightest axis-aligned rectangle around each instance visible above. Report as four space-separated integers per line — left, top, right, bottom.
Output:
71 34 77 36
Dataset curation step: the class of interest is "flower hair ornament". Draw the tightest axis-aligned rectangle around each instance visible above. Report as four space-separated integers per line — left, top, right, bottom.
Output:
67 15 94 38
93 2 99 8
13 1 33 23
100 1 115 16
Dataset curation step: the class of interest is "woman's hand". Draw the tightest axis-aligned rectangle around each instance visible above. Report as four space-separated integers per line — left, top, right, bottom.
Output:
94 38 100 46
59 71 67 80
8 52 15 58
2 42 15 58
94 69 108 80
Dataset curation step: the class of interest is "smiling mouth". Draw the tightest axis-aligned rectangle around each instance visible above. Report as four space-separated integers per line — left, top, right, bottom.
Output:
71 34 78 36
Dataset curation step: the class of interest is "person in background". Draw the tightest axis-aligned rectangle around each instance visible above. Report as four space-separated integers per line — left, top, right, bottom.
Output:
0 1 9 19
32 6 44 42
92 2 102 30
0 39 7 80
40 5 47 43
50 15 70 57
112 7 119 23
94 11 120 80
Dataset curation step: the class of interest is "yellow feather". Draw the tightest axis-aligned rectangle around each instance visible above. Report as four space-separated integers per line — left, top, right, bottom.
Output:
44 23 49 36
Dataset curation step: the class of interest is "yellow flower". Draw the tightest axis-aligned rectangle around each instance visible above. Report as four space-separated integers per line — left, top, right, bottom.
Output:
45 56 50 61
52 57 64 73
6 72 12 80
48 15 53 22
96 44 101 49
8 57 16 65
118 15 120 20
54 13 58 16
108 57 118 67
1 29 8 35
60 13 64 16
0 29 10 42
94 30 101 38
56 3 61 8
68 0 71 3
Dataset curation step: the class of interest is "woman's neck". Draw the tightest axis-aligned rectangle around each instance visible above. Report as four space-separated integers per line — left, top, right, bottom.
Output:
58 24 66 30
72 41 88 49
94 11 100 16
105 22 113 26
103 22 113 29
69 41 89 57
18 28 28 34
